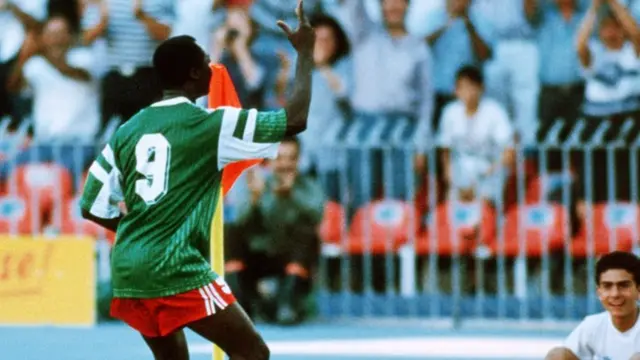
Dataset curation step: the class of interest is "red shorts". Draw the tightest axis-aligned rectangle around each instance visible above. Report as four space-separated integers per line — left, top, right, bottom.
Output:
111 278 236 338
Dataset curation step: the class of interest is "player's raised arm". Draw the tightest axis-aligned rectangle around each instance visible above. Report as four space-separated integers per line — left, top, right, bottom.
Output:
276 0 316 136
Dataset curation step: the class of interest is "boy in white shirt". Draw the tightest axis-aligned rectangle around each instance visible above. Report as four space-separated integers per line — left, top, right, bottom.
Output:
545 251 640 360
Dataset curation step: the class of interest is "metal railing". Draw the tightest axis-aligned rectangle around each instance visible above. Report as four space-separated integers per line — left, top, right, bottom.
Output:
1 115 639 325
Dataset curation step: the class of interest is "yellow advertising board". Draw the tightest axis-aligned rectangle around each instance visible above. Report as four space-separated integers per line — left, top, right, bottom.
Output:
0 236 96 326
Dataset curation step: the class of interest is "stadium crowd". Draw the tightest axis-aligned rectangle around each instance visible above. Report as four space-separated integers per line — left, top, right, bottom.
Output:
2 0 640 324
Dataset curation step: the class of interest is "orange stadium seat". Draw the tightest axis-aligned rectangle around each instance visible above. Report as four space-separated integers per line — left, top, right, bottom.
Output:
416 201 497 256
0 195 40 234
495 203 568 257
319 201 346 244
571 203 639 257
9 163 74 216
346 200 417 254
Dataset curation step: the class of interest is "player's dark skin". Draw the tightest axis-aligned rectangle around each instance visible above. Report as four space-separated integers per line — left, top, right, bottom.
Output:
81 1 315 359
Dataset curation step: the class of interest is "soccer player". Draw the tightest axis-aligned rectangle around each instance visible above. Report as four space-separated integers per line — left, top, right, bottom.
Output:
78 1 315 359
545 251 640 360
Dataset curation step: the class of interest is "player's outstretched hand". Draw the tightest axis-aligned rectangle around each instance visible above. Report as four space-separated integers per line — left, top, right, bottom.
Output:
276 0 315 56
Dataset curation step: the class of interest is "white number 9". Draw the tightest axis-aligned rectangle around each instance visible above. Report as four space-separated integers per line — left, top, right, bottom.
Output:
135 134 171 205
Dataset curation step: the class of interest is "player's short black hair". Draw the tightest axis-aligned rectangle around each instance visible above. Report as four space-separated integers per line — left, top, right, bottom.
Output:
153 35 206 89
595 251 640 285
456 65 484 86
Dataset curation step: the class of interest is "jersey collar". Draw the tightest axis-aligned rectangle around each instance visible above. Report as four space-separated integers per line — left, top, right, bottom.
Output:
151 96 191 107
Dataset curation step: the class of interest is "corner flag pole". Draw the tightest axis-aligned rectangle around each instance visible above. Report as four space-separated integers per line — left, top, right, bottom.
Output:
208 64 260 360
210 191 225 360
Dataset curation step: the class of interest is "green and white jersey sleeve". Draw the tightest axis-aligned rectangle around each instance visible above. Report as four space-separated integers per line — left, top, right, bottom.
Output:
80 142 125 219
213 107 287 169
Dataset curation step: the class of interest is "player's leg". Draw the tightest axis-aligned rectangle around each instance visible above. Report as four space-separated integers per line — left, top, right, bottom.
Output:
141 330 190 360
187 302 269 360
544 347 579 360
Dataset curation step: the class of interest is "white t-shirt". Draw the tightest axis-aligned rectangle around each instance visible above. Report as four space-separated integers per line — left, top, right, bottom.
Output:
171 0 223 51
583 41 640 116
23 48 101 141
438 97 513 188
565 309 640 360
0 0 47 62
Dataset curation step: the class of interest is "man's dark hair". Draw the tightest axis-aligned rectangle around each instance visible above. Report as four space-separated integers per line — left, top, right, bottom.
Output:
595 251 640 285
310 13 351 66
47 0 81 34
153 35 206 89
456 65 484 86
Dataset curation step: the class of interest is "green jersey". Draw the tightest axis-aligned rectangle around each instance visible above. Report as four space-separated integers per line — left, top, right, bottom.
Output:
80 97 286 298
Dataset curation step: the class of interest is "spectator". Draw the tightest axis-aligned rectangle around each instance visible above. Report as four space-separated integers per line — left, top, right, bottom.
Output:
577 0 640 121
476 0 539 146
535 0 587 141
210 8 279 109
339 0 434 210
438 66 514 203
0 0 47 128
420 0 494 131
172 0 225 51
293 13 351 202
573 0 640 206
7 15 101 142
98 0 174 130
224 137 325 325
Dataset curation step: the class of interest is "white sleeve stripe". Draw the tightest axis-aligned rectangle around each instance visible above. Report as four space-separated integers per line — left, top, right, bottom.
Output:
217 108 241 170
243 109 257 142
89 162 109 182
89 185 120 219
102 144 116 167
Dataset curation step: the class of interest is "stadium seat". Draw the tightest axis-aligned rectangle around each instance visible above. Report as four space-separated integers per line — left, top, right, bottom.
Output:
346 200 417 254
9 163 74 217
496 203 568 257
60 195 116 245
0 195 40 234
319 201 346 244
416 201 497 256
571 203 639 256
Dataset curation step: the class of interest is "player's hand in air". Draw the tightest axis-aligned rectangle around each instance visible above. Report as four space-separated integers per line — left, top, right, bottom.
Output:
276 0 315 56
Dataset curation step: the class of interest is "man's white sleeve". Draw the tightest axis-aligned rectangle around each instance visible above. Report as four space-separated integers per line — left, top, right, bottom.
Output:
564 320 593 359
215 107 287 170
79 144 124 219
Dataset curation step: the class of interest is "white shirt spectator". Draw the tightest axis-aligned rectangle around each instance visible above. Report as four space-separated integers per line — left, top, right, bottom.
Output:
23 48 101 141
564 309 640 359
0 0 47 62
171 0 224 51
438 97 512 193
583 41 640 117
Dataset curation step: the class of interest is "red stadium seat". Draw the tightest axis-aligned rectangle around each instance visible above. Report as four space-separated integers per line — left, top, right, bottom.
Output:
0 195 40 235
346 200 417 254
495 203 568 257
319 201 346 244
9 163 74 216
60 195 116 245
571 203 639 257
416 201 497 256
